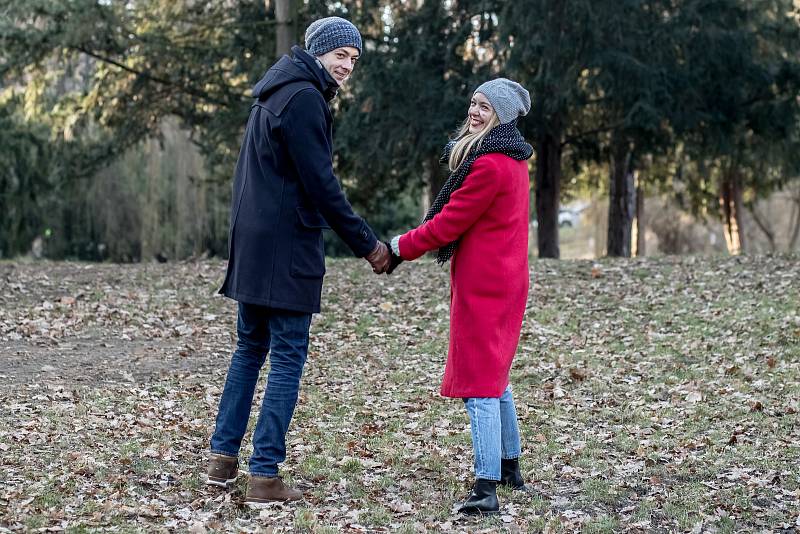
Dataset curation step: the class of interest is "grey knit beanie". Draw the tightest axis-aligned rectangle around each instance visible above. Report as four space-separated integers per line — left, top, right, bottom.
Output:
304 17 362 56
473 78 531 124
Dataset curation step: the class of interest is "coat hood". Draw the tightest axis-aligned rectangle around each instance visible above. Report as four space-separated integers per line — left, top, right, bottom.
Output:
251 45 340 102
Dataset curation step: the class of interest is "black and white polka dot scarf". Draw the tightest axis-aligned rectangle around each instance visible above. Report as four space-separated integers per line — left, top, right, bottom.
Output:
424 121 533 264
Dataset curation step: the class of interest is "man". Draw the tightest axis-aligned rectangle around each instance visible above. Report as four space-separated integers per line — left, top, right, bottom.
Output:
207 17 390 507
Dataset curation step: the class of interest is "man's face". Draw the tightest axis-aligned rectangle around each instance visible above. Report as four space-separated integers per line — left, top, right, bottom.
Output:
317 46 359 86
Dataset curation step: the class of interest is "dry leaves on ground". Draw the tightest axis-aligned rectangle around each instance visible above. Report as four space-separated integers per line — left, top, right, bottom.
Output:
0 254 798 532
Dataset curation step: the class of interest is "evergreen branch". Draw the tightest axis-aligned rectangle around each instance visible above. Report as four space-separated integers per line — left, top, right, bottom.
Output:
71 46 244 108
562 122 624 147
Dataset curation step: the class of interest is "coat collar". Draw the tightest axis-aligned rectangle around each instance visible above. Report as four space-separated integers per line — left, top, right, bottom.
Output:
292 46 340 102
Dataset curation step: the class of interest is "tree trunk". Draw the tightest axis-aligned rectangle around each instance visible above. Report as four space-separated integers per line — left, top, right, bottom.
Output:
788 186 800 251
274 0 294 59
534 129 562 258
635 172 645 257
734 176 746 253
719 170 745 255
747 205 776 251
607 137 635 257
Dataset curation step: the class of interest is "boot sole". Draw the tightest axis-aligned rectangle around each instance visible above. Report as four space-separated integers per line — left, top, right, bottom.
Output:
459 509 500 516
245 498 301 508
206 476 237 488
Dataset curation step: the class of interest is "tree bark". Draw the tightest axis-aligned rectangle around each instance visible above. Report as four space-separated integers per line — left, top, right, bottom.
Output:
790 211 800 251
788 185 800 251
607 136 635 257
719 169 745 255
635 172 645 257
274 0 294 59
747 205 776 251
534 129 562 258
734 176 746 253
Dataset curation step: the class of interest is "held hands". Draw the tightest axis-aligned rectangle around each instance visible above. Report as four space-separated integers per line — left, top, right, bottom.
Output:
384 241 403 275
365 241 391 274
365 240 404 275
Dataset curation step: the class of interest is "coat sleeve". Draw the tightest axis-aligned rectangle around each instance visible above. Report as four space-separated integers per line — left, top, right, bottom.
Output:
283 89 377 258
398 156 500 261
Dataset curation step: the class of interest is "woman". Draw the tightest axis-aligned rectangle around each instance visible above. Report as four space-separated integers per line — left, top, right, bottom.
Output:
388 78 533 515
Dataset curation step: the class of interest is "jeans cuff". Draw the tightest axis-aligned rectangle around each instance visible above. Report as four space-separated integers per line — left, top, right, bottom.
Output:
475 473 501 481
210 449 238 458
501 455 520 460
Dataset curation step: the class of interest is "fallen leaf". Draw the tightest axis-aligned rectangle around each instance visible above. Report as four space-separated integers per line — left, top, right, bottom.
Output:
686 391 702 403
569 368 587 381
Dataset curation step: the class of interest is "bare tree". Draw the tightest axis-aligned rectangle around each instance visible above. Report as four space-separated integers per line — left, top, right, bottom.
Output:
747 205 777 252
719 168 746 255
635 173 646 256
607 136 635 257
787 183 800 251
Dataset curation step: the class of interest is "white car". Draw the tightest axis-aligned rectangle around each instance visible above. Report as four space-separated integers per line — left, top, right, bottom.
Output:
558 208 581 228
530 204 586 228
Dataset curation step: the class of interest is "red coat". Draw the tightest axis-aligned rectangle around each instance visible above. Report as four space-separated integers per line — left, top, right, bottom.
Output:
398 153 530 398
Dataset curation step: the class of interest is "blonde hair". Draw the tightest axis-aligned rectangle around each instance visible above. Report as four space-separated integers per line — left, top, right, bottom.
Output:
447 112 501 172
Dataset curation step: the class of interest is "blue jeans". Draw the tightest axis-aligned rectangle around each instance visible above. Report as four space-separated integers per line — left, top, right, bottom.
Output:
210 302 312 477
463 385 522 480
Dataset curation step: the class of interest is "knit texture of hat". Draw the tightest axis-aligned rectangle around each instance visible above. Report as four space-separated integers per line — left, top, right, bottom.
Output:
304 17 362 56
473 78 531 124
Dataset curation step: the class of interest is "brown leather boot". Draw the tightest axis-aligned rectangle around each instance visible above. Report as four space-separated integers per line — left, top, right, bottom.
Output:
206 453 238 488
245 476 302 506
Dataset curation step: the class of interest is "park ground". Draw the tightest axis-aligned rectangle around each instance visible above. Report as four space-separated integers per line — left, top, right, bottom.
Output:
0 255 798 533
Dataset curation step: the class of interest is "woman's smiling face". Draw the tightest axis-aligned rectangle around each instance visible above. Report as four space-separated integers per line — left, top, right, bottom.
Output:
468 92 495 133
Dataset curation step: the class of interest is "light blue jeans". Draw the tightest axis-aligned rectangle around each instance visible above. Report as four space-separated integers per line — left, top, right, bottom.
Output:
463 385 521 480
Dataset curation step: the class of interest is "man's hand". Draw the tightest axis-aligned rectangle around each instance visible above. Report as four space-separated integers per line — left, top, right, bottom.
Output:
365 241 390 274
384 241 404 275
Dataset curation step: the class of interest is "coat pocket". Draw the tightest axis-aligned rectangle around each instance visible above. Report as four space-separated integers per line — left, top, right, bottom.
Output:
295 207 330 230
290 207 329 278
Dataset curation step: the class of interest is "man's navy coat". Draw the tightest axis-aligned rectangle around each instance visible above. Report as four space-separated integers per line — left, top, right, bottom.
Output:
219 46 377 313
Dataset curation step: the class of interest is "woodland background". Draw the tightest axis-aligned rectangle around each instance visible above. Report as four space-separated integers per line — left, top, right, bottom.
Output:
2 0 800 262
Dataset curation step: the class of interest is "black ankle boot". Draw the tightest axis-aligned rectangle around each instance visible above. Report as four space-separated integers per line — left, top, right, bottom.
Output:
500 457 527 490
457 478 499 515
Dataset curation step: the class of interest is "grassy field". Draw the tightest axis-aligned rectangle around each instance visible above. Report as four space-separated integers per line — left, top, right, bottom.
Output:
1 255 798 532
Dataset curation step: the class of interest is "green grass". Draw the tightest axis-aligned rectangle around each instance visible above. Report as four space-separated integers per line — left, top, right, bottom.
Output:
293 508 317 531
580 478 620 506
583 515 621 533
1 255 798 532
